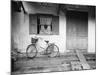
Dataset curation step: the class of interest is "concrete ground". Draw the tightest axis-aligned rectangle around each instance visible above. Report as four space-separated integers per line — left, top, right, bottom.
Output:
11 53 96 74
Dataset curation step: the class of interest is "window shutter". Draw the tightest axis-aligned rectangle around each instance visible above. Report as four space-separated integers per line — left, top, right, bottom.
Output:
29 14 37 34
52 16 59 35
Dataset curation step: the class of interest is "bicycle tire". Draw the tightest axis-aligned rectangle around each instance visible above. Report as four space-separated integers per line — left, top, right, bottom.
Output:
26 44 37 59
46 44 59 57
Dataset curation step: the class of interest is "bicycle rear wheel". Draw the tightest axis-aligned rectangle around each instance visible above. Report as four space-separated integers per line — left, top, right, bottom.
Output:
46 44 59 57
26 44 37 59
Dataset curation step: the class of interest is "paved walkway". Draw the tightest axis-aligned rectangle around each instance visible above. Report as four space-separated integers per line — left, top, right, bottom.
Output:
12 54 78 74
12 52 96 74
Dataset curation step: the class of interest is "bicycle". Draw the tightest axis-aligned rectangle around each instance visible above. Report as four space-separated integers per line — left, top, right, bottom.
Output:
26 37 60 59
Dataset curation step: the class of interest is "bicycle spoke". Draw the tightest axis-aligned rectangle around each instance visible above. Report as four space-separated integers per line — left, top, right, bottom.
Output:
26 45 37 58
47 44 59 57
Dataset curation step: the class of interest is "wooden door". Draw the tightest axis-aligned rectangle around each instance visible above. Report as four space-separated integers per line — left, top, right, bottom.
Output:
66 11 88 52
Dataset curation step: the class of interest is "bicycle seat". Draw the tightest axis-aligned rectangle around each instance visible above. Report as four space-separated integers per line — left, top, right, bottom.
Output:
45 40 49 43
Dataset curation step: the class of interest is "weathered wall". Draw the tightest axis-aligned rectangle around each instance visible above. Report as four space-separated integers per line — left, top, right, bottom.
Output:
11 10 66 53
11 2 96 53
11 12 30 52
23 2 58 15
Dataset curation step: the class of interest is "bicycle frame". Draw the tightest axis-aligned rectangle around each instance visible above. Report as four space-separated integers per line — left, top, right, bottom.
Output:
32 37 55 55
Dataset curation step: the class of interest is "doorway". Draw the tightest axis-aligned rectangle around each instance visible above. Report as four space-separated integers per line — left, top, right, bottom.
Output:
66 10 88 52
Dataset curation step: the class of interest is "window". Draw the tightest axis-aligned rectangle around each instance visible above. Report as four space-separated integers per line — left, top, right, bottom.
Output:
29 14 59 35
37 15 52 34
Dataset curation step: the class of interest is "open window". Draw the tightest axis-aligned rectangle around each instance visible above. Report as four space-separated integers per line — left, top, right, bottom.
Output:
29 14 59 35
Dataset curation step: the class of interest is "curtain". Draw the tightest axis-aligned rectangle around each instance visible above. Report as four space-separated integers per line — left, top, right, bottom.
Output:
40 16 52 25
39 16 52 34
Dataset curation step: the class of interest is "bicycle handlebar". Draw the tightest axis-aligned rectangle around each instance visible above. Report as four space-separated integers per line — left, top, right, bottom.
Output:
31 36 55 44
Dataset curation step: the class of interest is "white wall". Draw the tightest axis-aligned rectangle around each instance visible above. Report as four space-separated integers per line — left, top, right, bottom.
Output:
12 10 67 53
88 8 96 53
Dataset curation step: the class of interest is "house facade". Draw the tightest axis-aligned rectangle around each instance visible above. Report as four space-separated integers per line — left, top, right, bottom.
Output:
11 1 96 54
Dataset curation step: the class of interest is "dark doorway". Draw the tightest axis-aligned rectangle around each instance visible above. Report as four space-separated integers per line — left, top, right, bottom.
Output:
66 10 88 51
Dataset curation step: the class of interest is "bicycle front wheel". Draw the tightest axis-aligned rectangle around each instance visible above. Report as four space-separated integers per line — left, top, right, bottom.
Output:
46 44 59 57
26 44 37 59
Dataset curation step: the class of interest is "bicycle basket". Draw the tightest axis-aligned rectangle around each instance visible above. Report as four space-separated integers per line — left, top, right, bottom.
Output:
31 38 38 44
